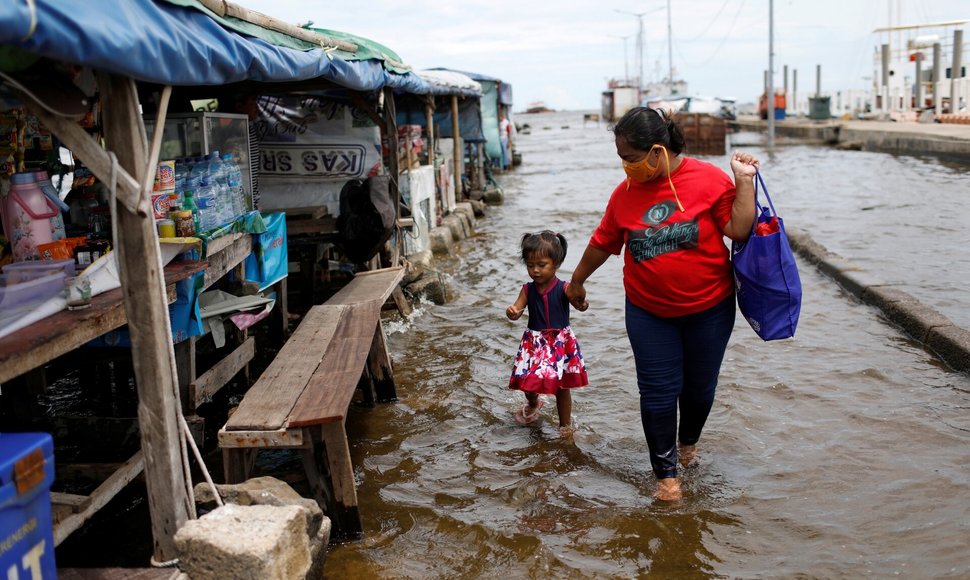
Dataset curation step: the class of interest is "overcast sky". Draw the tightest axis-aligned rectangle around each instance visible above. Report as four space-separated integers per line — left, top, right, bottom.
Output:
237 0 968 111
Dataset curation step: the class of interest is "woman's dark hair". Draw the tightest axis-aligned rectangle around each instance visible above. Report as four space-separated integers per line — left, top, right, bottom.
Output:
611 106 686 155
521 230 567 266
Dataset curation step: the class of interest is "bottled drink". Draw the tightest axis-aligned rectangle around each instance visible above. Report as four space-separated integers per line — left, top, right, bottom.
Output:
181 188 201 235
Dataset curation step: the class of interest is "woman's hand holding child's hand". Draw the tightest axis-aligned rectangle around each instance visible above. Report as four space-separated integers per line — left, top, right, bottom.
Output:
565 282 589 312
506 305 524 320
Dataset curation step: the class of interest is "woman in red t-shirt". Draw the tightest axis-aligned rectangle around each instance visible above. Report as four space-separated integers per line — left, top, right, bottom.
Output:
566 107 759 501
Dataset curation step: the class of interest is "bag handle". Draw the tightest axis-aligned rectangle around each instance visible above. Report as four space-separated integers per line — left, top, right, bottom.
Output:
750 169 779 230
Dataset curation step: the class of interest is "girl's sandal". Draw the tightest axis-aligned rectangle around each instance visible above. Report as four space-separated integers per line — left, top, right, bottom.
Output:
514 399 545 424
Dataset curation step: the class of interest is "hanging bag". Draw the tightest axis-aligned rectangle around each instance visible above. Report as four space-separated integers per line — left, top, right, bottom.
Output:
731 170 802 341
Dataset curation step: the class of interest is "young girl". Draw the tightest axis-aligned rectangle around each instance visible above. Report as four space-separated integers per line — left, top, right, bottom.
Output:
506 231 589 434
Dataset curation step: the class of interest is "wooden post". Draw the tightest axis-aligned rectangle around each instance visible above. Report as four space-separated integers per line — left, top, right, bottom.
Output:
424 97 435 168
100 74 191 562
383 88 401 267
451 95 461 201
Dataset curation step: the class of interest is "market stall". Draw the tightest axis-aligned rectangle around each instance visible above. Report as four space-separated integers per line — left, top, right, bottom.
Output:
0 0 428 566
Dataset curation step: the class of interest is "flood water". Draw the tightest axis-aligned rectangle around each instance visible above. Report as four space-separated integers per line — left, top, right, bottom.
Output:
325 111 970 578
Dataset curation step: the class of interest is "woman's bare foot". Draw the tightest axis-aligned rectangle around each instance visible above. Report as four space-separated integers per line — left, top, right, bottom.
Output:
559 424 576 439
678 444 697 467
654 477 682 501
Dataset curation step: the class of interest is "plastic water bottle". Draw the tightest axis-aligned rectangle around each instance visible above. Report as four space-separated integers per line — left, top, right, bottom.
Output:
223 153 245 218
196 176 218 232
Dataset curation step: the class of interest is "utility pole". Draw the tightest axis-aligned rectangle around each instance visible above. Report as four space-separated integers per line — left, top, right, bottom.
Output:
609 34 633 83
667 0 674 93
767 0 775 148
617 7 664 102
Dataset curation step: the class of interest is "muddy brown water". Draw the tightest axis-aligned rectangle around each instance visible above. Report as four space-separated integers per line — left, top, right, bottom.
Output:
323 111 970 578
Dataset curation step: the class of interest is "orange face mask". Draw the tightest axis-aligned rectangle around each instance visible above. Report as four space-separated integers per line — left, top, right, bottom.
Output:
622 144 664 183
622 145 684 212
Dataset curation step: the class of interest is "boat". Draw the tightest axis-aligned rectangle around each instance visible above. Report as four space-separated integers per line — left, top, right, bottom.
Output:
525 101 554 114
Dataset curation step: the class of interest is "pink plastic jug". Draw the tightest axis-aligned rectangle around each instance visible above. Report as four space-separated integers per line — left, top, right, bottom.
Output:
31 170 68 241
2 173 59 261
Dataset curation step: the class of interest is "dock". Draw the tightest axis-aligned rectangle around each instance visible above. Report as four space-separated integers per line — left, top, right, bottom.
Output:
730 115 970 159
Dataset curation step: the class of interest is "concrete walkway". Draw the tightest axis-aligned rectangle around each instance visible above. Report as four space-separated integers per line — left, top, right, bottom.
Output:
732 115 970 157
787 226 970 375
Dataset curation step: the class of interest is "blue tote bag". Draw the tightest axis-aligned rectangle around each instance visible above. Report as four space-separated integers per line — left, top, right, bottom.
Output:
731 170 802 341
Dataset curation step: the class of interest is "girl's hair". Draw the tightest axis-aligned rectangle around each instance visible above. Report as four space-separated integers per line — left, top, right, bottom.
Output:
521 231 567 266
611 106 686 155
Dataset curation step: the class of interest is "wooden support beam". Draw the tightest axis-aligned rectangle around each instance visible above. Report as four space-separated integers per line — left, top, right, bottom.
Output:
8 87 146 217
451 95 462 201
425 98 435 169
197 0 359 53
190 336 255 410
383 87 401 267
54 452 145 546
302 424 362 539
100 74 190 562
366 319 396 401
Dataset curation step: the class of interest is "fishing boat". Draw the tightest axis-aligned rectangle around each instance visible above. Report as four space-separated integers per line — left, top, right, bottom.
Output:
525 101 554 114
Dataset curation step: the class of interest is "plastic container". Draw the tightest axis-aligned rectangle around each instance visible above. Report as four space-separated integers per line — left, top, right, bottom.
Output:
0 432 57 580
1 173 59 262
31 171 67 242
2 259 76 281
0 271 66 312
156 218 176 238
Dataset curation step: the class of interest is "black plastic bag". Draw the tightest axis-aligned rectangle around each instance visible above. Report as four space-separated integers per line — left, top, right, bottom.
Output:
336 175 395 264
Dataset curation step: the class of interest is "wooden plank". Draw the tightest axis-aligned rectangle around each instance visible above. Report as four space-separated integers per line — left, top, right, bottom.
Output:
325 267 404 307
190 336 255 409
0 264 191 385
224 305 345 431
218 426 305 449
205 232 245 257
54 451 145 546
50 492 91 514
100 73 189 561
285 217 337 236
283 206 328 219
287 301 380 427
390 286 412 317
203 234 253 289
58 568 178 580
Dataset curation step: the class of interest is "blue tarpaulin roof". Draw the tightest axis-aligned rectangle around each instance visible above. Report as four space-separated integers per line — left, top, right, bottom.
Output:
0 0 429 93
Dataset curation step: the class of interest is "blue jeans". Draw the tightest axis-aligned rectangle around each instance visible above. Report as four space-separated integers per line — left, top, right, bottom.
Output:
625 295 736 479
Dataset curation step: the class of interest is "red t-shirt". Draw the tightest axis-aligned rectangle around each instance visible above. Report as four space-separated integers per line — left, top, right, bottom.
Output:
589 157 737 317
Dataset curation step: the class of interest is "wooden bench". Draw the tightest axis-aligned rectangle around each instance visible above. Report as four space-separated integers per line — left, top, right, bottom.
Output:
217 266 405 539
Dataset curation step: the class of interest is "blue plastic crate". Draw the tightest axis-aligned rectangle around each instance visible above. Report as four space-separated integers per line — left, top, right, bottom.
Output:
0 433 56 580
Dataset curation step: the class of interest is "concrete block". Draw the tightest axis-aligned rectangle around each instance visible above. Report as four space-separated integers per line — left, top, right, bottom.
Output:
863 286 956 342
926 325 970 373
455 212 475 238
429 227 454 255
468 199 487 217
175 504 310 580
441 215 465 241
483 188 505 205
406 272 450 305
194 476 323 537
454 202 477 229
403 249 433 284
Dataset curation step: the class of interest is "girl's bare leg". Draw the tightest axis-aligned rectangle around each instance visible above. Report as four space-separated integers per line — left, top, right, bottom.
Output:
525 392 540 411
556 389 575 437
